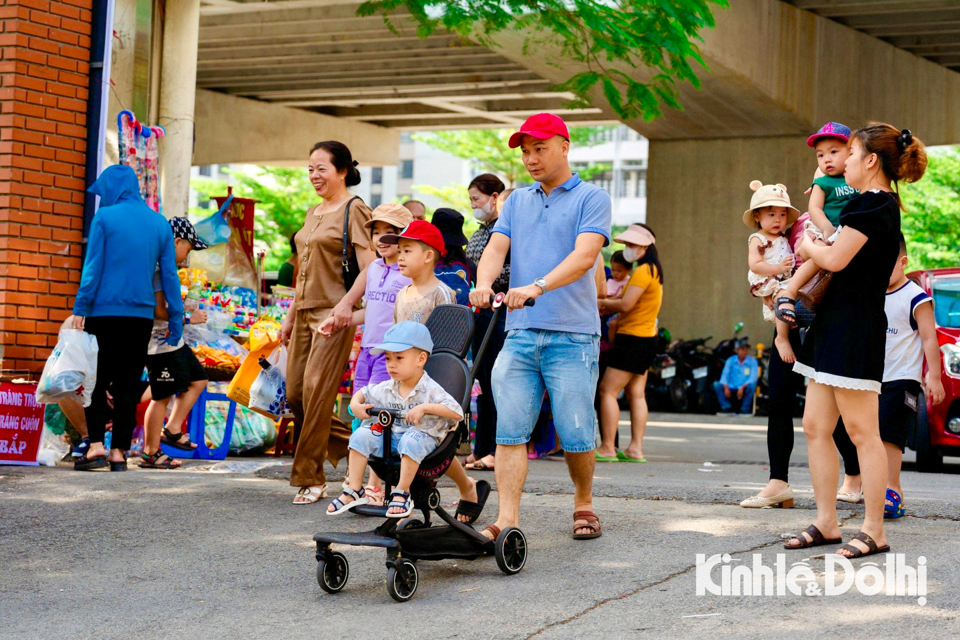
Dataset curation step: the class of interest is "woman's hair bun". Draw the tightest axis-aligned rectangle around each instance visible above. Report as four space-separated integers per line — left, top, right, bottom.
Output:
346 166 362 188
749 180 763 192
352 160 359 167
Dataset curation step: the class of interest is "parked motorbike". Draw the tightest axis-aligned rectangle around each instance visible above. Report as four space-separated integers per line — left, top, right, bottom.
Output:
645 327 676 411
667 336 715 413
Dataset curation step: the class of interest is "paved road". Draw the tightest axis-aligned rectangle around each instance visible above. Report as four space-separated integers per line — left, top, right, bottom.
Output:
2 412 959 639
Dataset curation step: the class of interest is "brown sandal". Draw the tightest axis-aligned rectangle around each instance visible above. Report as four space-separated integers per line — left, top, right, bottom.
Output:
573 510 602 540
836 531 890 558
480 524 501 542
784 524 841 549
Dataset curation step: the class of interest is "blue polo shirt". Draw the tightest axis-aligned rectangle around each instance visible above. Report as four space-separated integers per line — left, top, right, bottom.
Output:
492 173 611 334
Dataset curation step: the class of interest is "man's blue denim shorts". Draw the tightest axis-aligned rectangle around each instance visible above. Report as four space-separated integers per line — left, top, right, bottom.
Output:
491 329 600 453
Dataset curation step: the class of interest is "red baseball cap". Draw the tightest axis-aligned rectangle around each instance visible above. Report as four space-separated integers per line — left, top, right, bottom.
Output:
381 219 446 257
508 113 570 149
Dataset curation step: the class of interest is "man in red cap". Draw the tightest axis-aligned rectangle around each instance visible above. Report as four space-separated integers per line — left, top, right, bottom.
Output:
470 113 612 541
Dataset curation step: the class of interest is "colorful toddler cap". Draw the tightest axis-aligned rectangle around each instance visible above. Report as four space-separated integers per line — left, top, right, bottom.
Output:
807 122 851 148
742 181 800 228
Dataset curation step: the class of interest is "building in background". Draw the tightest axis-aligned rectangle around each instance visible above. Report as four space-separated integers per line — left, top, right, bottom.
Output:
353 126 648 225
191 126 647 225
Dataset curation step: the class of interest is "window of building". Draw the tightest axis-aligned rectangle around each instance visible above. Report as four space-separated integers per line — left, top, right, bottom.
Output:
400 160 414 180
400 132 413 144
198 166 212 177
370 193 382 208
372 167 383 185
637 170 647 198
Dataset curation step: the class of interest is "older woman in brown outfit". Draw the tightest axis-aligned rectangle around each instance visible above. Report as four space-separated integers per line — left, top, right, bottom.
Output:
282 141 374 504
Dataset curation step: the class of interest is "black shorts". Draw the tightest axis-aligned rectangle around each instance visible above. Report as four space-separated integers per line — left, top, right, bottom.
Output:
605 334 658 375
147 345 208 401
879 379 922 451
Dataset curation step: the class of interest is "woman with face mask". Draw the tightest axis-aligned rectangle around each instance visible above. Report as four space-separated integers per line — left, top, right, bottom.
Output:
463 175 509 470
595 223 664 463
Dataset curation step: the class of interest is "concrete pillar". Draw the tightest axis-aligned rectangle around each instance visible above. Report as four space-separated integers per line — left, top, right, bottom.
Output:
645 136 810 348
158 0 201 217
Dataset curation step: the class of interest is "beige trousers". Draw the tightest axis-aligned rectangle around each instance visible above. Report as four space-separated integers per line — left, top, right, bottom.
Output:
286 307 354 487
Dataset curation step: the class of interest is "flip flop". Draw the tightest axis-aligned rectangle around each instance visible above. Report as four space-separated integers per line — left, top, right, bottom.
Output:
836 531 891 558
595 451 619 463
784 524 842 549
455 480 491 524
74 454 108 471
466 459 495 471
616 451 646 463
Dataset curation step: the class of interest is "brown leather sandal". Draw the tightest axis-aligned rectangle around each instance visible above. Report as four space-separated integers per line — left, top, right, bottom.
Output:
784 524 842 549
836 531 890 558
480 524 501 542
573 510 602 540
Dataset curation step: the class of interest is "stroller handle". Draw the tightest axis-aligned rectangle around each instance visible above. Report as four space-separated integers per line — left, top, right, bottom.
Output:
469 293 534 380
369 407 406 424
489 292 536 308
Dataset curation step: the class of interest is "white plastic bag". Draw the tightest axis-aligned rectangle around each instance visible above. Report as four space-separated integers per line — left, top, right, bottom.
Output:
35 328 98 407
248 345 288 418
37 425 70 466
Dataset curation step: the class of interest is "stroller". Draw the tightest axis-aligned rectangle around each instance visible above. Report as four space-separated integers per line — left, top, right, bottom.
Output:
313 294 530 602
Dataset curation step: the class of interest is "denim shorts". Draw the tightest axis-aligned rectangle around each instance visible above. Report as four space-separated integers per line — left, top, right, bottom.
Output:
348 425 439 464
491 329 600 453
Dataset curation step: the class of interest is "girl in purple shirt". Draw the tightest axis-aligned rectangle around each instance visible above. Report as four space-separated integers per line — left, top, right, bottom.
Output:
319 203 414 505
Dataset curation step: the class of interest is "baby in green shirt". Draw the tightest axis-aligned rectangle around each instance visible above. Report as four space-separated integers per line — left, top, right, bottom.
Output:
807 122 859 237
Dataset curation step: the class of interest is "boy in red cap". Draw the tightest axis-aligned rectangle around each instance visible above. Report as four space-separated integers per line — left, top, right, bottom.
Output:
381 220 488 523
381 220 457 324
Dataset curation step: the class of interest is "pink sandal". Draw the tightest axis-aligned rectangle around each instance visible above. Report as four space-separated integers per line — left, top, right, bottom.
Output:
364 485 385 506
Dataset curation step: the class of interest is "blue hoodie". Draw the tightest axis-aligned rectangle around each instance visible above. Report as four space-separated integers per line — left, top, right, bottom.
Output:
73 165 183 344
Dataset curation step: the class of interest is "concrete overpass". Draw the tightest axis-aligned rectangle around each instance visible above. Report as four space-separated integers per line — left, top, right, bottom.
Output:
179 0 960 343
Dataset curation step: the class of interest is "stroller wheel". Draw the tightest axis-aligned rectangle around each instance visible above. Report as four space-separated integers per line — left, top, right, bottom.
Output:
495 527 528 575
387 558 419 602
317 552 349 594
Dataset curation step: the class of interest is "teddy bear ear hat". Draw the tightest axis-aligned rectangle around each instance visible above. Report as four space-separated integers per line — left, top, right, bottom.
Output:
743 181 801 228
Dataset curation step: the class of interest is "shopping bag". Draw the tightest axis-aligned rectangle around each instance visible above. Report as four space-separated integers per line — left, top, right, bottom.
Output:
227 318 283 407
248 345 288 419
35 328 98 407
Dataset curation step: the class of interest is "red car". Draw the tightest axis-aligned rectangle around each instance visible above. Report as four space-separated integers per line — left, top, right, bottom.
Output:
907 268 960 471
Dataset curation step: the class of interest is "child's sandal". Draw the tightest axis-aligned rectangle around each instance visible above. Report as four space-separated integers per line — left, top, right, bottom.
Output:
364 484 385 506
385 490 414 518
774 297 798 326
326 486 369 516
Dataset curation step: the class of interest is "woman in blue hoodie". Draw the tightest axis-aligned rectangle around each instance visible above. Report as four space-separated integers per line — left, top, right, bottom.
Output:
72 165 183 471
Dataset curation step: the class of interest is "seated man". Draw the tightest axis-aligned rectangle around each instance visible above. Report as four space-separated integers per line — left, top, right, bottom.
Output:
327 321 464 518
714 339 759 415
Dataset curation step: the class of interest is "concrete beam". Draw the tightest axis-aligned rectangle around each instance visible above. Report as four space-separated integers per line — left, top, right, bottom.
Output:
486 0 960 144
193 89 398 167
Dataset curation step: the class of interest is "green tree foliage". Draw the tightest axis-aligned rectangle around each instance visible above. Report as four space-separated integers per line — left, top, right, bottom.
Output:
191 167 318 270
413 126 614 187
900 147 960 270
358 0 727 122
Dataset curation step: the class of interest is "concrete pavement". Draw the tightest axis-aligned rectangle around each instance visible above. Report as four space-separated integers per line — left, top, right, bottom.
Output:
2 413 959 639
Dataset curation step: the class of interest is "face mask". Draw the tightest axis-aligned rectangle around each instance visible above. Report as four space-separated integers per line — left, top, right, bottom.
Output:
472 200 494 223
622 247 641 263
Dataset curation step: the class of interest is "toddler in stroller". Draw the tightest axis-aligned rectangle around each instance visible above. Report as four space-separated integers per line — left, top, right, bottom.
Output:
314 294 530 601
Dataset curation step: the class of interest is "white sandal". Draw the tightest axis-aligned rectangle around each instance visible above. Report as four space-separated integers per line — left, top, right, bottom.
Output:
327 486 369 515
836 489 863 504
293 485 327 505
